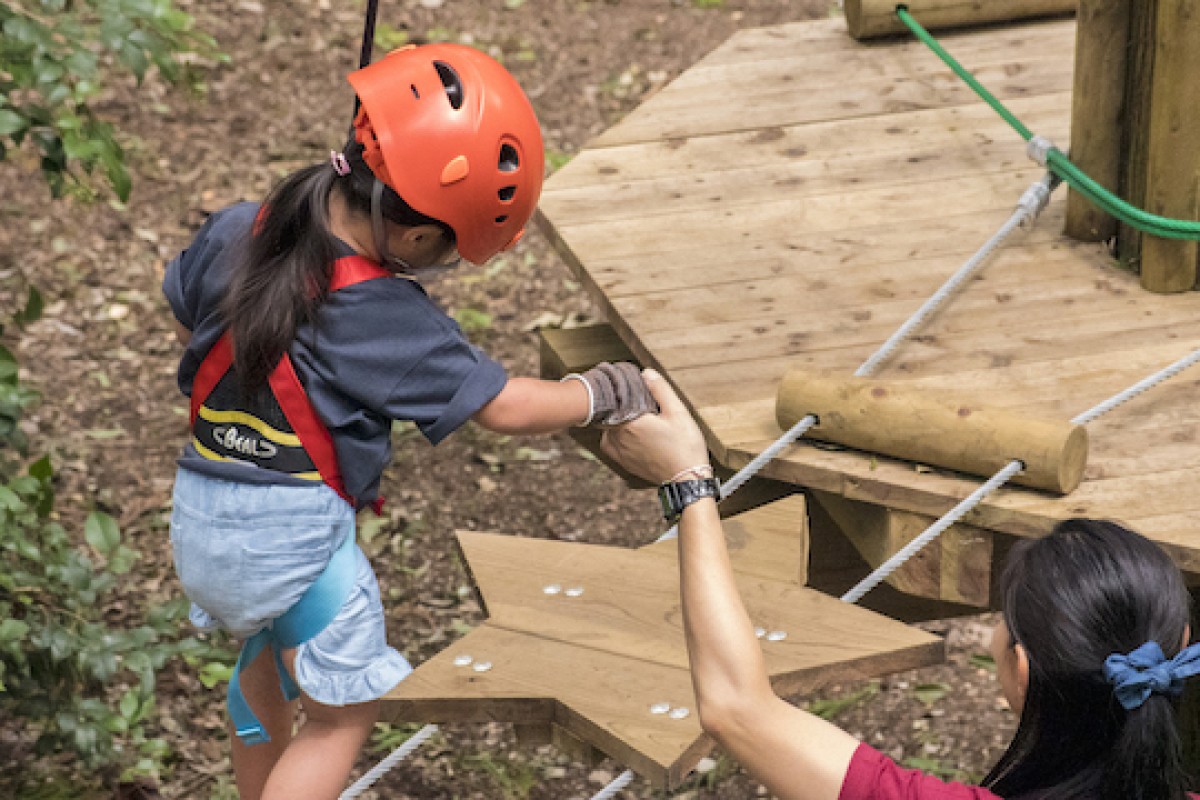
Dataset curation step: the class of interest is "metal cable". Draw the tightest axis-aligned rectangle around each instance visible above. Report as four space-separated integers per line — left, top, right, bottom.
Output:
339 724 439 800
590 768 636 800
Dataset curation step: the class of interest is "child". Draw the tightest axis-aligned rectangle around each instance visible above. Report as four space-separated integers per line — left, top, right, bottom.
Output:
164 44 654 800
603 369 1200 800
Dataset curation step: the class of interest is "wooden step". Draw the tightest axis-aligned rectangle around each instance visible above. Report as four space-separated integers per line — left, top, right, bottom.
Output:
383 495 943 789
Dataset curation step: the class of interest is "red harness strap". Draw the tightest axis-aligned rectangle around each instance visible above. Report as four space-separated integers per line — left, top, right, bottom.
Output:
190 255 391 511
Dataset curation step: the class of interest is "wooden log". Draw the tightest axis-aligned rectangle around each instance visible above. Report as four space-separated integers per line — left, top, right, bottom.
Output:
775 369 1088 494
844 0 1075 40
1064 0 1130 242
1138 0 1200 293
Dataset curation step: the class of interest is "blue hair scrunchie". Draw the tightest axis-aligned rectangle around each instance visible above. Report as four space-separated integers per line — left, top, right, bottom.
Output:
1103 641 1200 711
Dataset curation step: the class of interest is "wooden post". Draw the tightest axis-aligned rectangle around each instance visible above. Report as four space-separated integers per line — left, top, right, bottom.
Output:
1070 0 1200 292
1138 0 1200 292
843 0 1075 40
1064 0 1130 242
809 489 993 608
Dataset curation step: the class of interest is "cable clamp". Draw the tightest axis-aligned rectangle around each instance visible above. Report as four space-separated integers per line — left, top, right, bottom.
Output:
1015 172 1058 227
1026 135 1054 167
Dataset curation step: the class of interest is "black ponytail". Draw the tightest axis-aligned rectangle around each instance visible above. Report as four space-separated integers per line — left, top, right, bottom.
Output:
983 519 1192 800
221 140 452 396
222 164 338 396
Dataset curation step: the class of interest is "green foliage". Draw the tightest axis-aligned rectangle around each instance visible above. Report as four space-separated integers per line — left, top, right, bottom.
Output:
459 751 539 800
807 680 880 720
0 301 226 783
0 0 224 201
453 306 493 336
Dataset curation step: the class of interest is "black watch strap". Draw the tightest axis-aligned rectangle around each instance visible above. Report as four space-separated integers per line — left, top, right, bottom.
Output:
658 477 720 522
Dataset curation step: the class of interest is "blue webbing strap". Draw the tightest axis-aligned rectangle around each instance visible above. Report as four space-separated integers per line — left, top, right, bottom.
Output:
228 532 360 744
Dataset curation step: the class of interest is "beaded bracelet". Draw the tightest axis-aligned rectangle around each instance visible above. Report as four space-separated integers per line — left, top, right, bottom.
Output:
669 464 715 483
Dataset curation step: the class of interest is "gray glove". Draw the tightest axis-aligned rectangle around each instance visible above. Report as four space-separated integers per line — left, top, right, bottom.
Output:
569 362 659 427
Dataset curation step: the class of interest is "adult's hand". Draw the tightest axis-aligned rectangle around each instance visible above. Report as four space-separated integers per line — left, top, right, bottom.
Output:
601 369 709 484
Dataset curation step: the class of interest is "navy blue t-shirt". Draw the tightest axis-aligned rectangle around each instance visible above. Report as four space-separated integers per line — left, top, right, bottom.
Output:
163 202 509 507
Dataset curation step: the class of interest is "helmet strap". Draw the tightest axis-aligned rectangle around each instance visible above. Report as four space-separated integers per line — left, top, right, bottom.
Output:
371 178 415 274
370 178 456 282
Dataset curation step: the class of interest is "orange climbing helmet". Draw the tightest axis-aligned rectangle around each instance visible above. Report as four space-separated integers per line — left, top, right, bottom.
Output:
347 43 545 265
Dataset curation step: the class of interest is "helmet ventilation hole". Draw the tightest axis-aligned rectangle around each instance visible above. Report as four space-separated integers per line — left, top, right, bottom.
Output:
499 144 519 173
410 84 420 99
495 215 509 224
434 61 463 109
498 185 516 202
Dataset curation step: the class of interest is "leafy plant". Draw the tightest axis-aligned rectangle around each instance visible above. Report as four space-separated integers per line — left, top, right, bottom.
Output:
0 209 224 792
807 681 880 720
0 0 224 201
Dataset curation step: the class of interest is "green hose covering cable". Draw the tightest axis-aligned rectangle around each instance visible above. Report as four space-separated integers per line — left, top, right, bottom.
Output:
894 5 1200 241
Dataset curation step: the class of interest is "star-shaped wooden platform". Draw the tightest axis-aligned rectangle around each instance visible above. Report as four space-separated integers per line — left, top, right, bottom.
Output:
383 496 943 788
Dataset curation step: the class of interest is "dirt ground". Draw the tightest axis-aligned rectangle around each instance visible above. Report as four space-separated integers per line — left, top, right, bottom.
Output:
0 0 1017 797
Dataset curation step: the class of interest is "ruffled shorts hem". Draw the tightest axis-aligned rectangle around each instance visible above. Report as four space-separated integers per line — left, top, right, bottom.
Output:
294 645 413 707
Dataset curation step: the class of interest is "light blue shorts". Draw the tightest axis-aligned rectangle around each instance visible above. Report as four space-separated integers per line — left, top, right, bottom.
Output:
169 468 412 706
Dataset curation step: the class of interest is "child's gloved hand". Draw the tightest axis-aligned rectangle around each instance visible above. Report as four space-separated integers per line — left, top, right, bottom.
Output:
568 362 660 427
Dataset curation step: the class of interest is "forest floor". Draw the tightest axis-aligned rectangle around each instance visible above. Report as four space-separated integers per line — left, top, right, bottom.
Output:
0 0 1015 797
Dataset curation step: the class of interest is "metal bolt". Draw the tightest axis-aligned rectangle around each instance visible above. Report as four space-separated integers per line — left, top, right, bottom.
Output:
564 586 584 598
669 707 691 720
754 627 766 639
453 655 473 667
649 702 671 715
766 630 788 642
543 584 562 595
472 661 493 673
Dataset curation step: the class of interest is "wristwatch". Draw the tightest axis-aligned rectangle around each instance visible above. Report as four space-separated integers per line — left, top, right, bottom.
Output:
658 477 720 523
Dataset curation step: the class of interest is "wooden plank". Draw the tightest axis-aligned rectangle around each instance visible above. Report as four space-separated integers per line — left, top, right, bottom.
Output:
543 121 1069 228
640 272 1198 374
547 93 1070 192
658 25 1076 99
593 52 1073 146
545 169 1050 279
608 261 1128 344
540 205 1075 299
1065 0 1130 241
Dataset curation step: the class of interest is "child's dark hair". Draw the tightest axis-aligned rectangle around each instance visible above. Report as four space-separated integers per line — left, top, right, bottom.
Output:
222 140 455 395
983 518 1192 800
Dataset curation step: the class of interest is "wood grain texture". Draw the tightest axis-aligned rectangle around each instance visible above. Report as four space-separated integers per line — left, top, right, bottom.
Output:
384 498 943 788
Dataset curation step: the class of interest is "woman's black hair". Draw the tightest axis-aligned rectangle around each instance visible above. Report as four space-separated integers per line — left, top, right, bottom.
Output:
222 140 453 396
982 518 1192 800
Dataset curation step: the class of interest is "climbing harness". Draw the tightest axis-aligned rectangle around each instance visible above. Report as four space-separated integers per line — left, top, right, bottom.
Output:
193 255 392 744
228 531 359 744
191 255 390 511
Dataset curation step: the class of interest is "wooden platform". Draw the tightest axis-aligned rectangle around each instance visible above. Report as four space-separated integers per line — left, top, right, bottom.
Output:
384 497 943 788
537 16 1200 572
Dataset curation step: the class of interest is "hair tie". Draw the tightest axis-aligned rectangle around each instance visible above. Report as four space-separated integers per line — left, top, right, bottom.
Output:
330 150 351 177
1103 641 1200 710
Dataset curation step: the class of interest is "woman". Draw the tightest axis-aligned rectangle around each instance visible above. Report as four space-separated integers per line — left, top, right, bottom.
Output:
602 369 1200 800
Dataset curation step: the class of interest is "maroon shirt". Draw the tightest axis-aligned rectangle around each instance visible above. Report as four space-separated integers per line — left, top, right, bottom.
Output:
840 743 1200 800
